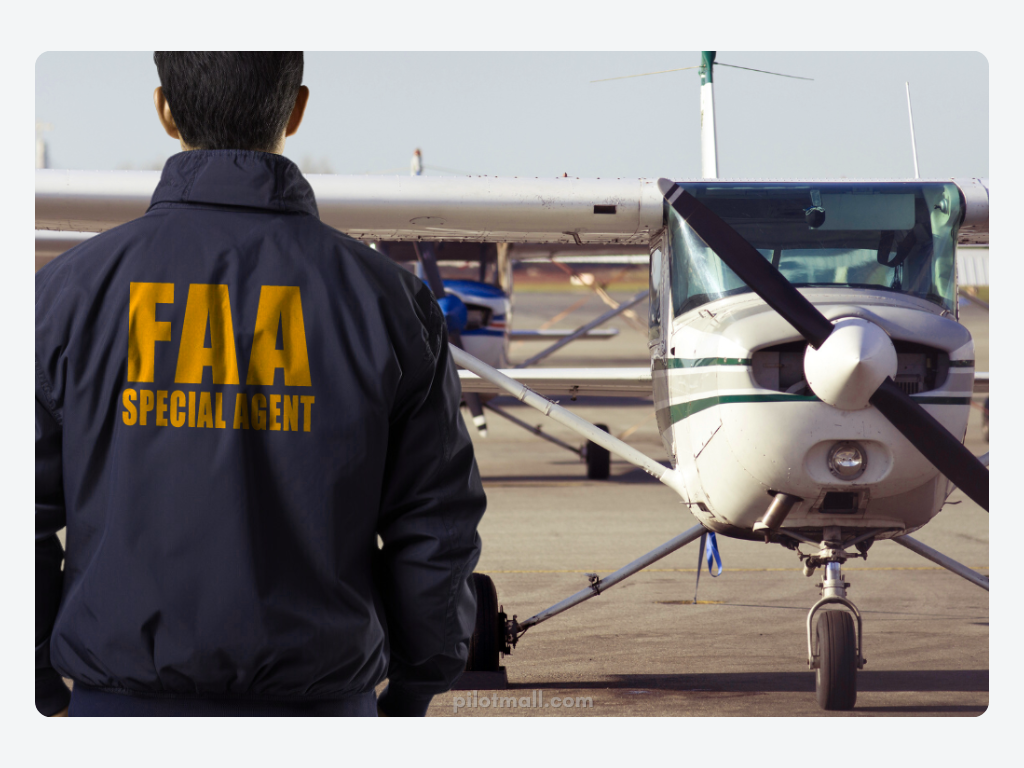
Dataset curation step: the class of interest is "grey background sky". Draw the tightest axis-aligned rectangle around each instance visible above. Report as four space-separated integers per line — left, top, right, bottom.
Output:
36 51 987 179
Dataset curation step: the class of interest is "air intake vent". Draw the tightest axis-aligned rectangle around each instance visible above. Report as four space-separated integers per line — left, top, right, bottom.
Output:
752 341 949 394
820 492 859 514
894 376 921 395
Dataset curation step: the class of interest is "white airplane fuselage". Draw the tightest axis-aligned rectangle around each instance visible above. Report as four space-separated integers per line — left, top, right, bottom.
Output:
648 182 976 539
652 291 973 539
443 279 512 369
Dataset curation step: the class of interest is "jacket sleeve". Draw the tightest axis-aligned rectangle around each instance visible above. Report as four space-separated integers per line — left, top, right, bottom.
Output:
375 300 486 717
35 362 70 716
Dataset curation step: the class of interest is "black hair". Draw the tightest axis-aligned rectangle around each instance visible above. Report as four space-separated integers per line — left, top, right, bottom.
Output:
153 52 304 152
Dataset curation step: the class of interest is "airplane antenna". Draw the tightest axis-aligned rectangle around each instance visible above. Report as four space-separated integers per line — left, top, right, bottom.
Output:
905 83 920 179
591 53 812 180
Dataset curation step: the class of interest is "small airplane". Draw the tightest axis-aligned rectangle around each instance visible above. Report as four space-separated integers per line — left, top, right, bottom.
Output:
34 52 989 710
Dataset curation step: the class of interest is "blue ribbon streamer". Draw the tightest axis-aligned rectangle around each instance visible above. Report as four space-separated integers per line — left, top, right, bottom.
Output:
693 530 724 603
705 531 722 577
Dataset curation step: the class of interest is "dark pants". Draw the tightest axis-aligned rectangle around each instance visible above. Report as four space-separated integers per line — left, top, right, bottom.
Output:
68 684 378 717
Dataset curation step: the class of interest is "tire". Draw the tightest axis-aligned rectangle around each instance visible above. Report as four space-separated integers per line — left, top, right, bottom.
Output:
586 424 611 480
815 610 858 710
466 573 501 671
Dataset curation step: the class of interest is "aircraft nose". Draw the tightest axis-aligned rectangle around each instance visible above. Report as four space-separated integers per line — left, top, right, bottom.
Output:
804 318 897 410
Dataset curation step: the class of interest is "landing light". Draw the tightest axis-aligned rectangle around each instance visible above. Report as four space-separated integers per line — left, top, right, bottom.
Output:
827 442 866 480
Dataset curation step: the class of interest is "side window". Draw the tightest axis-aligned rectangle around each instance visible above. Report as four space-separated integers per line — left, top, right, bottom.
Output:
648 243 663 344
666 205 691 318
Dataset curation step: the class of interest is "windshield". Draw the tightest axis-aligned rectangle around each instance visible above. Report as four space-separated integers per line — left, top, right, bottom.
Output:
666 182 961 316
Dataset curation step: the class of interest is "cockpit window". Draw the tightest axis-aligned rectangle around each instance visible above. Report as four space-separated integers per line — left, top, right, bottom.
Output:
666 183 961 316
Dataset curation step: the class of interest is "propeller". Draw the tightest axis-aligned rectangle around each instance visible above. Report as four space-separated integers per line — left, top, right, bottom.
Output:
659 180 989 512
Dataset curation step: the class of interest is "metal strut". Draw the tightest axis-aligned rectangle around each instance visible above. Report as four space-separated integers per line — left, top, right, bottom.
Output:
893 535 989 591
806 561 865 670
513 524 706 639
449 344 686 497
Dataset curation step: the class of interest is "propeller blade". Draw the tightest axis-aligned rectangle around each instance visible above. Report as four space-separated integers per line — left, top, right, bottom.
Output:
870 379 989 511
659 181 834 348
660 180 989 513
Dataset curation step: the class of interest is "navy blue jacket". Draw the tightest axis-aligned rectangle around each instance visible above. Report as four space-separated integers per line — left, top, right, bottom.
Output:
35 150 485 716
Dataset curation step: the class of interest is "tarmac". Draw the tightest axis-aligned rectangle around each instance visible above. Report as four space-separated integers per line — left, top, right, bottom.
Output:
427 290 990 717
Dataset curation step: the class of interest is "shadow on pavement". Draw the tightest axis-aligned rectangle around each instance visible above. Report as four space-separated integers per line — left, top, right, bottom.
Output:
852 705 987 714
508 669 988 694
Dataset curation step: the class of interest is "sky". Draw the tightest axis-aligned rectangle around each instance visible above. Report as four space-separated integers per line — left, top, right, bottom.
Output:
35 51 988 180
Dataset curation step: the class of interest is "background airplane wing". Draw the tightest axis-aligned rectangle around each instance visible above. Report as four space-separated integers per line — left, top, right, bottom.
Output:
460 369 986 397
458 367 652 398
508 329 619 341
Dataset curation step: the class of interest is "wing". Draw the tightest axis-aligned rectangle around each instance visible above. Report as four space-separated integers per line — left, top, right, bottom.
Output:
458 367 652 398
35 171 662 245
508 329 619 341
36 171 988 247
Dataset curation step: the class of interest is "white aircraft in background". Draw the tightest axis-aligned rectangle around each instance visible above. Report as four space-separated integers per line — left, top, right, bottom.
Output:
34 52 989 710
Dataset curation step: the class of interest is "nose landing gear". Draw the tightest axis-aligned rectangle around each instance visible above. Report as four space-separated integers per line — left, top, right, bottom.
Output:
806 560 864 710
790 527 873 711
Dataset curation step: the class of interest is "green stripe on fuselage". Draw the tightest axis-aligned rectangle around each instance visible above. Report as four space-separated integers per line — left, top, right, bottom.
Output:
653 357 752 370
658 393 816 424
658 393 973 426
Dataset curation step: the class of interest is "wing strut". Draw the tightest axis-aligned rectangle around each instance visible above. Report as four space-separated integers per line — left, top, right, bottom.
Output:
514 289 648 369
450 344 685 497
892 535 989 591
511 524 706 639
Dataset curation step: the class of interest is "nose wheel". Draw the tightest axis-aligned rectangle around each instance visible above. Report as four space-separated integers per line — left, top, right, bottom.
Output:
794 527 869 711
815 610 858 710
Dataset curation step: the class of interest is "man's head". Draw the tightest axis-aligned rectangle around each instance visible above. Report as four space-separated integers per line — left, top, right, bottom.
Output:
153 52 309 154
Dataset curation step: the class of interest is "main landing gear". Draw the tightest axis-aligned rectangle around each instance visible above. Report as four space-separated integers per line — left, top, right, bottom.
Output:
584 424 611 479
480 403 612 480
466 573 511 672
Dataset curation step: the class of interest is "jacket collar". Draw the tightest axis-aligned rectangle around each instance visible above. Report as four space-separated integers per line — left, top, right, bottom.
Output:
149 150 319 218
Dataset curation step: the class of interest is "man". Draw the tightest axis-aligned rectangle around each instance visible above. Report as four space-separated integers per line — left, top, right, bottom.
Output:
35 52 485 717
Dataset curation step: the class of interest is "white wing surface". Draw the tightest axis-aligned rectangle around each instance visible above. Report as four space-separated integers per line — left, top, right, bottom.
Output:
35 171 987 247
